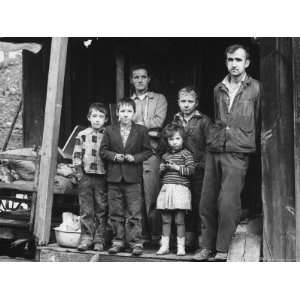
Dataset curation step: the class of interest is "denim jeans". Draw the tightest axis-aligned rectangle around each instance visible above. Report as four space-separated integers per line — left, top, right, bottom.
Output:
78 174 107 243
200 152 249 252
108 182 143 248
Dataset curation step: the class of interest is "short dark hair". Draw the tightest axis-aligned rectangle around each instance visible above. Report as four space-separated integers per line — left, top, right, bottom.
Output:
225 44 250 60
130 64 150 77
162 122 186 142
88 102 108 117
178 86 198 102
116 97 136 113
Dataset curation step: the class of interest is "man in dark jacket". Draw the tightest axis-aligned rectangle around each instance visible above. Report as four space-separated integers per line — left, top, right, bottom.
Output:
194 44 260 261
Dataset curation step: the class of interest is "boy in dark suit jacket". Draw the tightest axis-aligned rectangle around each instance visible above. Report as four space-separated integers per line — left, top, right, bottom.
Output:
100 97 152 256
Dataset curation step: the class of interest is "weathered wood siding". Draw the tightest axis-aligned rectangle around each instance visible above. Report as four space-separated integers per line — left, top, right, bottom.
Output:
260 37 295 261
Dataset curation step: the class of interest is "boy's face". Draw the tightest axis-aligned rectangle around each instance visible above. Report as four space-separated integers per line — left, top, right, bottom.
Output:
178 93 198 117
131 69 150 94
87 109 106 130
118 104 135 126
168 131 183 151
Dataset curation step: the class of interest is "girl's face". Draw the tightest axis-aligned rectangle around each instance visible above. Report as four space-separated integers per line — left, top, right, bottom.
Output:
167 131 183 151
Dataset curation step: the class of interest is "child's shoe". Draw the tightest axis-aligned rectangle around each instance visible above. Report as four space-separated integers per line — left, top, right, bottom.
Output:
177 237 186 256
132 245 143 256
93 242 104 252
77 239 93 251
156 236 170 255
108 244 123 254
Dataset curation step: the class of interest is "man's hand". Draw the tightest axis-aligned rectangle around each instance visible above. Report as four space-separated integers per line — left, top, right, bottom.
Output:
115 154 125 162
125 154 135 162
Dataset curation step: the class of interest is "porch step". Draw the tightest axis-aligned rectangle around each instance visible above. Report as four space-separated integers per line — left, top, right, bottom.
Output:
37 244 197 262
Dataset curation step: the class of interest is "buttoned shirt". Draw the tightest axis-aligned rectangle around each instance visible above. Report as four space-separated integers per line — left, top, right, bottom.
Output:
120 123 132 147
222 73 247 112
72 127 106 175
131 92 149 126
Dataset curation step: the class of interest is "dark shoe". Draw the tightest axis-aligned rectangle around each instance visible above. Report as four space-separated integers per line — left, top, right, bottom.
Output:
193 248 213 261
93 243 104 252
108 245 123 254
212 252 228 262
77 240 93 251
132 246 143 256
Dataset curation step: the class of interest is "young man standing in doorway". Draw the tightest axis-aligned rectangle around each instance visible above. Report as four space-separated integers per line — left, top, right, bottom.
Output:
194 45 260 261
130 65 168 244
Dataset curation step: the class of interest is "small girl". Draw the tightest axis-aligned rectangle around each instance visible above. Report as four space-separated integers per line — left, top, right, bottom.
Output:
156 122 195 256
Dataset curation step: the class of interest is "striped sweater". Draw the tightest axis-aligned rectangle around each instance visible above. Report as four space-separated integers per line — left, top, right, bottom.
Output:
160 148 195 187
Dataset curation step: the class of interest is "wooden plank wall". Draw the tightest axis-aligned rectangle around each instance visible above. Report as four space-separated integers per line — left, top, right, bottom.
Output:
292 38 300 261
260 38 295 261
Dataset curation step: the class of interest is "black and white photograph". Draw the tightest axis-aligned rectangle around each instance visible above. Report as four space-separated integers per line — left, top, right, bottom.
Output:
0 1 299 299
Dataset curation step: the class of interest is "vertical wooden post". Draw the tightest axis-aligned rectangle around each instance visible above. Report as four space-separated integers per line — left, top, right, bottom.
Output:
292 38 300 261
34 37 68 245
115 50 125 101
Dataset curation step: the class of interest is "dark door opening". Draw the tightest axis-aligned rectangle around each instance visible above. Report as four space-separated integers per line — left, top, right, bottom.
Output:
66 37 261 219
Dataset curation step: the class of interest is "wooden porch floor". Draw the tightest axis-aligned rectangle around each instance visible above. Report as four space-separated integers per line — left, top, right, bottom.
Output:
37 217 262 262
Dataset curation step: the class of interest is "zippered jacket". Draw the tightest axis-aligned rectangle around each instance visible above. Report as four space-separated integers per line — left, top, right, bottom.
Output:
207 74 260 153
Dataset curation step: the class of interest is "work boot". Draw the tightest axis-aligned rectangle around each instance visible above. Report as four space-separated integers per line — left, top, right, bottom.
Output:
156 236 170 255
211 252 228 262
193 248 213 261
177 237 186 256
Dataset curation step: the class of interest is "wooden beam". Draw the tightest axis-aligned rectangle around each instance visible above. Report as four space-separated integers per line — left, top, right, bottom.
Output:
34 38 68 245
115 50 125 102
292 38 300 261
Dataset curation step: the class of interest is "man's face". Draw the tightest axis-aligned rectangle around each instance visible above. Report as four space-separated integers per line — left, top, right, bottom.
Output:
131 69 150 93
88 109 106 130
118 104 135 126
226 48 250 78
178 93 198 117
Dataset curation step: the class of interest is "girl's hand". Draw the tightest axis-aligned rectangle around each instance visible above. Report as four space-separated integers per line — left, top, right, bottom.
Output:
167 162 180 171
160 163 166 172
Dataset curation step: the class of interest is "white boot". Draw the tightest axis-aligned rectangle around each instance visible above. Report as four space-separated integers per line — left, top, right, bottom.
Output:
177 237 186 256
156 236 170 255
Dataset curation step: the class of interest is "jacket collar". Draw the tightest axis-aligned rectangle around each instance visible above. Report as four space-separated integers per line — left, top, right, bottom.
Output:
217 73 252 92
131 91 155 100
174 110 203 121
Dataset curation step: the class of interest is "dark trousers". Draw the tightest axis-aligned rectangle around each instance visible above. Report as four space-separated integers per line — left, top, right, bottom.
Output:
78 174 107 243
200 152 249 252
108 182 143 248
142 154 161 239
185 165 204 238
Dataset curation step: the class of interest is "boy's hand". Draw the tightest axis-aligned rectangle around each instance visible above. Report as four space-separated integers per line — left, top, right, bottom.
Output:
115 154 125 162
125 154 135 162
